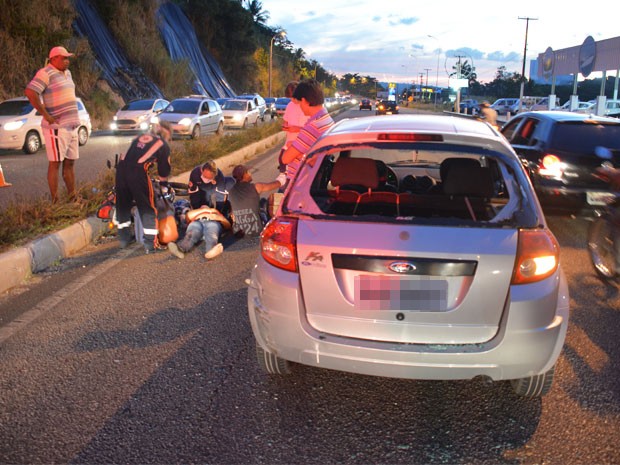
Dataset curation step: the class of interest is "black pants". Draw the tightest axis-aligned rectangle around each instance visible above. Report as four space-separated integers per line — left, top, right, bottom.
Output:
115 166 158 248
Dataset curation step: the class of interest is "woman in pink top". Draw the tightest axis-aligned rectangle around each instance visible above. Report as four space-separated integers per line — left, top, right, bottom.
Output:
279 81 308 172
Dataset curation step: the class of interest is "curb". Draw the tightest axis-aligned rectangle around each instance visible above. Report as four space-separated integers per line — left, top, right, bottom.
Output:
0 131 286 296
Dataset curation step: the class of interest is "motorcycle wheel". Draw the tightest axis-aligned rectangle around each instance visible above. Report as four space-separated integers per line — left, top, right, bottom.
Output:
587 213 617 280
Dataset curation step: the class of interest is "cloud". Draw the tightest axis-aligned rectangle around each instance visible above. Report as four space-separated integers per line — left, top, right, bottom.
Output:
445 47 485 60
487 51 521 62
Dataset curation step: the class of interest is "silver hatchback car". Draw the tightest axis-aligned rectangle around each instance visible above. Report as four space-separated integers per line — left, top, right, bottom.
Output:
248 114 569 397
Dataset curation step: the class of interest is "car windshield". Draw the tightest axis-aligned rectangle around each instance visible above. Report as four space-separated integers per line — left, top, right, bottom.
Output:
164 100 200 114
551 122 620 152
284 143 536 227
121 100 154 111
222 101 247 111
0 100 32 116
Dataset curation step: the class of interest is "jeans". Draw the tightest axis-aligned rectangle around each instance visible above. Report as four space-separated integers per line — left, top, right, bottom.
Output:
178 219 222 253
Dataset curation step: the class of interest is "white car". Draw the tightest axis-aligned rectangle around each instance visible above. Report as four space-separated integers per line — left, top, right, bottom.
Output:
248 114 569 398
110 98 169 132
221 98 260 128
0 97 92 154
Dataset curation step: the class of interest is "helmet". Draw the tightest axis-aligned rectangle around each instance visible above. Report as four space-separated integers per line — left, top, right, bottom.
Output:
173 199 191 219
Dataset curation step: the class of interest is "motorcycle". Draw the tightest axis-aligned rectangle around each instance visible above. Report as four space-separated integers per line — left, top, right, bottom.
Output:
587 146 620 281
96 155 189 245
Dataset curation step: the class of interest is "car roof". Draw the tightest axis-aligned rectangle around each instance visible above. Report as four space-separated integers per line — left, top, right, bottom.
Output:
311 114 509 153
514 110 620 123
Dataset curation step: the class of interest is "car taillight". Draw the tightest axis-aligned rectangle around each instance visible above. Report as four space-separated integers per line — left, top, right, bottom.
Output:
511 229 559 284
260 216 298 272
538 154 565 177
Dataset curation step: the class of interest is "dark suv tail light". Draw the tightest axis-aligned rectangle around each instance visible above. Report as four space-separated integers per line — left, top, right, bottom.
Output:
511 229 560 284
260 216 298 272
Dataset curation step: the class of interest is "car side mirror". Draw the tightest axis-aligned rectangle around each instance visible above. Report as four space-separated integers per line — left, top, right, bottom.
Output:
268 192 284 218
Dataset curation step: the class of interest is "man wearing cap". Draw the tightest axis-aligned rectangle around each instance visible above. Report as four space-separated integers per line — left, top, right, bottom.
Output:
228 165 285 237
25 46 81 202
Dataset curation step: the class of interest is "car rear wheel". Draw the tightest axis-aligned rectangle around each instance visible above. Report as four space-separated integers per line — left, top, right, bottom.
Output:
256 342 292 375
588 213 617 280
216 121 224 135
78 126 89 146
23 130 42 154
510 365 555 397
191 125 201 139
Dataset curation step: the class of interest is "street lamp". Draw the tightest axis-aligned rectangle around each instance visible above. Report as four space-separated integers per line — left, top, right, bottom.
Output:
269 31 286 97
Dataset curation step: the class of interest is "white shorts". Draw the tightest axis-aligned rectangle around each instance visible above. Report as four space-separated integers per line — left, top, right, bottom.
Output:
42 126 79 162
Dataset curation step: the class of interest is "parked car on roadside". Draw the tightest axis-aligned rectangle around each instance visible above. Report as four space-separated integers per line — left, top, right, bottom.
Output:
110 98 169 133
490 98 519 115
221 98 260 129
250 114 569 398
236 94 267 121
274 97 291 117
530 97 560 111
154 95 224 139
0 96 92 154
501 111 620 215
459 99 479 114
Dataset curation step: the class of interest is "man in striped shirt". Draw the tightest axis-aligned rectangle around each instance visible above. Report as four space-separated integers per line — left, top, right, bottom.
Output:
280 79 335 184
25 46 81 203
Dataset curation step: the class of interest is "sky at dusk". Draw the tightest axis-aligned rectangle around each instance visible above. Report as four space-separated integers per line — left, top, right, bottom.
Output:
261 0 620 86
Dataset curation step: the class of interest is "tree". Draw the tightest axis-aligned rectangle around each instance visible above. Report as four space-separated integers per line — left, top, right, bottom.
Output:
244 0 269 25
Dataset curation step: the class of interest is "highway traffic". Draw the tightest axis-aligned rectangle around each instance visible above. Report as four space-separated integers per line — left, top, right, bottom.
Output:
0 106 618 464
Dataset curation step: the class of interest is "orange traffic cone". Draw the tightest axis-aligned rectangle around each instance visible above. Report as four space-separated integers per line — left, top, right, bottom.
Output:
0 164 11 188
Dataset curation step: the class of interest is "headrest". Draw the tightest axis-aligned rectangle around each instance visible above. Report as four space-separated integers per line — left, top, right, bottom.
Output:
331 157 379 189
441 158 494 197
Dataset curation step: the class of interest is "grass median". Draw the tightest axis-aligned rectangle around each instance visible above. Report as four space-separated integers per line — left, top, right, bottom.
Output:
0 121 283 253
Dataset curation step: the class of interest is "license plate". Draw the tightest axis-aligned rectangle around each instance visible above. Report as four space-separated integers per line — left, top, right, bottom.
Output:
355 275 448 311
587 191 616 205
386 111 393 115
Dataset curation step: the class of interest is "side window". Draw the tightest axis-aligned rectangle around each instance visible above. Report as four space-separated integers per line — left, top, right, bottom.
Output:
201 102 209 114
77 101 85 111
208 101 217 113
501 118 520 141
512 118 540 146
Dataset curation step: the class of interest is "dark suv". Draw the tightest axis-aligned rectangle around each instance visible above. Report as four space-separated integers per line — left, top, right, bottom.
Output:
375 100 399 115
501 111 620 214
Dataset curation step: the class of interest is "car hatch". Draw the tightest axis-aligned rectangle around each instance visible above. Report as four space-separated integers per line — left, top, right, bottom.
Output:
296 219 517 344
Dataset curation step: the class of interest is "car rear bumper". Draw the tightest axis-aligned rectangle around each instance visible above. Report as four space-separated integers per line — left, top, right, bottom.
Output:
248 258 569 381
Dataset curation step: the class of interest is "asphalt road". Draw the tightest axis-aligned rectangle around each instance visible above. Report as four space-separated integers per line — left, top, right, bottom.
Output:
0 107 618 464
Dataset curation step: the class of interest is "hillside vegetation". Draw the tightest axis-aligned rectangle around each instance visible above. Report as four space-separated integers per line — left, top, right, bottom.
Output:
0 0 337 128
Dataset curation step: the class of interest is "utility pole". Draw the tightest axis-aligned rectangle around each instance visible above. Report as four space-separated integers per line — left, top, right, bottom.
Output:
454 54 466 112
518 17 538 112
424 68 431 102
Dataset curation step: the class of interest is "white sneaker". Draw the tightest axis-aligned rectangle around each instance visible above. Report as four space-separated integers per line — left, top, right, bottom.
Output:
204 243 224 260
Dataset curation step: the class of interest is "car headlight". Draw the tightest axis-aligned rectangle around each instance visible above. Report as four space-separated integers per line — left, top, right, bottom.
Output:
113 115 118 121
178 118 192 127
4 119 26 131
150 116 160 124
110 122 118 130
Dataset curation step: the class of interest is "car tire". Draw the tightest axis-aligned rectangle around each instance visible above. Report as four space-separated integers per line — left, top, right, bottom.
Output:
253 116 259 127
510 365 555 397
242 118 247 129
23 130 42 154
256 342 292 375
216 121 224 136
191 125 200 139
78 126 89 146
